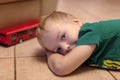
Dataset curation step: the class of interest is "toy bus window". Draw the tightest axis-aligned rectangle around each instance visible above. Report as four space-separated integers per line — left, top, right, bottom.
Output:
28 29 33 36
17 30 27 36
34 27 37 31
11 34 17 42
0 33 6 37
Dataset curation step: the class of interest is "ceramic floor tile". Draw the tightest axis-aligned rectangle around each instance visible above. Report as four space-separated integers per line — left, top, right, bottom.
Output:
16 38 46 57
0 46 14 58
109 71 120 80
0 58 14 80
16 57 115 80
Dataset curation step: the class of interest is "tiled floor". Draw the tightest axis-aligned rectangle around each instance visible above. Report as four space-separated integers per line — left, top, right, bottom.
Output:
1 37 120 80
1 0 120 80
0 38 120 80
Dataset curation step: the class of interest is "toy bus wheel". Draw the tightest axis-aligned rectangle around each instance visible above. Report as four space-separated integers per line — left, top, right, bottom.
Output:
19 39 23 43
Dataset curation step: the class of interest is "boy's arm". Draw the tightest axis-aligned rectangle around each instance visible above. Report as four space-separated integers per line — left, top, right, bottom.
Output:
46 44 96 76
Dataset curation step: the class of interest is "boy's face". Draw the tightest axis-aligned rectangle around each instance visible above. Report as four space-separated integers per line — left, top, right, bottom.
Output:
41 20 80 54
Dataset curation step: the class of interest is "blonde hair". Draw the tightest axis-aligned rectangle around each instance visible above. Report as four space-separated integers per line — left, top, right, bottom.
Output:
36 11 75 49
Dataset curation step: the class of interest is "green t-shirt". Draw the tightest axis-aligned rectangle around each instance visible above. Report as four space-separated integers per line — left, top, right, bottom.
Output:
76 19 120 70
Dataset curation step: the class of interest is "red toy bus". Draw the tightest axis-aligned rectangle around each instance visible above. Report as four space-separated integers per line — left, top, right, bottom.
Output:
0 20 40 46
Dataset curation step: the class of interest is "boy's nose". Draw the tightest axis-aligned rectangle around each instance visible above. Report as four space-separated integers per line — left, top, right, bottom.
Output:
61 42 70 53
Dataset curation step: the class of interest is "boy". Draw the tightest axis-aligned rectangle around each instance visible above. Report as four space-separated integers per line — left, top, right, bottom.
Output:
36 11 120 76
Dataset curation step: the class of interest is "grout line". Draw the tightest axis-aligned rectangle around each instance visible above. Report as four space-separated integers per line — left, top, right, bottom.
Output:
15 56 46 58
107 70 118 80
14 46 17 80
0 57 14 59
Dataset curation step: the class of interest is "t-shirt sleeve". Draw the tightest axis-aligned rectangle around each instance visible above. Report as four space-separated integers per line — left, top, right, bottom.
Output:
76 30 100 46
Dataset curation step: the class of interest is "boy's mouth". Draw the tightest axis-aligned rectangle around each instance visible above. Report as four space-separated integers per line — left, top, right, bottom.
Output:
70 44 76 50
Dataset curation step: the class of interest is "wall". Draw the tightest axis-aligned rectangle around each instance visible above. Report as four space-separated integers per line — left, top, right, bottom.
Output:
40 0 57 17
0 0 18 3
0 0 40 29
0 0 58 29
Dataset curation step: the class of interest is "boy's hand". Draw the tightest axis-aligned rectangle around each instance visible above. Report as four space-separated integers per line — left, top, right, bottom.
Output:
46 51 65 57
46 51 58 57
46 51 52 57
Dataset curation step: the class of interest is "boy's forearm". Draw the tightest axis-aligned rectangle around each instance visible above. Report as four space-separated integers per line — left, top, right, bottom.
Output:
47 51 88 76
46 44 96 76
46 52 66 75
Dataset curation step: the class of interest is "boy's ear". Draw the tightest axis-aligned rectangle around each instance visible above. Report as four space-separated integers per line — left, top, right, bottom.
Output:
73 18 79 22
73 18 83 27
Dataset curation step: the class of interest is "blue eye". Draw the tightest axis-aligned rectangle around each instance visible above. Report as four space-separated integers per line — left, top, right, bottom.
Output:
61 33 65 40
57 47 62 53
